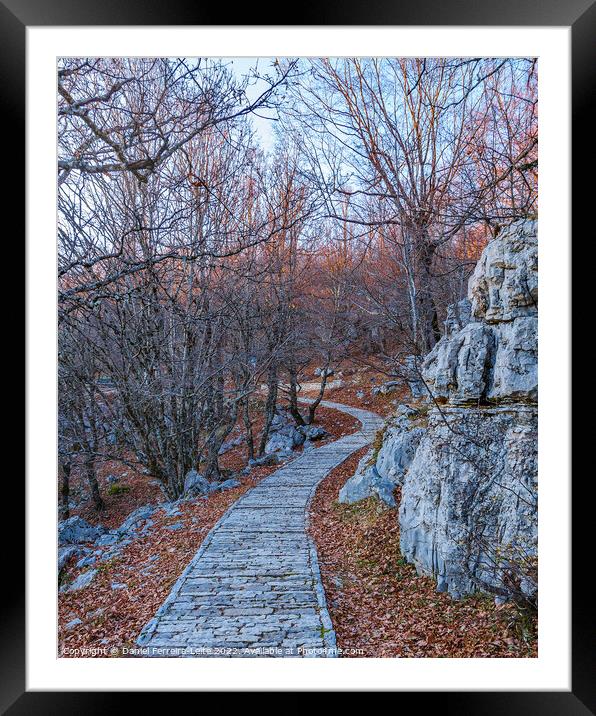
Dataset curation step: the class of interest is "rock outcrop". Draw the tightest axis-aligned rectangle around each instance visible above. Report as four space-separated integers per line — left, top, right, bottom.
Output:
400 404 537 599
58 516 106 545
264 410 306 455
400 219 538 600
421 220 537 406
339 405 425 507
341 220 538 602
183 469 219 497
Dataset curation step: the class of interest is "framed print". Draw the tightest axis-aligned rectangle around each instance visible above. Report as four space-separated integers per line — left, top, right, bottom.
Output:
10 0 586 708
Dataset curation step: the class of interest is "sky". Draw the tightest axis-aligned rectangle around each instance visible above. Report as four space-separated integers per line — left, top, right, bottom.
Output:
224 57 278 154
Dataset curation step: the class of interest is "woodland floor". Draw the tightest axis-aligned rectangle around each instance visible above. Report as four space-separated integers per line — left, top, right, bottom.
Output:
59 367 537 659
308 447 538 658
58 403 360 656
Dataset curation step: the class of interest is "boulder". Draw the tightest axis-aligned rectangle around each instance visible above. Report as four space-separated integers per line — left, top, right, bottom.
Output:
270 410 292 430
281 424 306 447
339 406 425 506
215 478 241 492
265 424 304 454
374 409 426 486
249 453 280 467
95 532 121 546
183 470 217 497
116 505 156 535
101 546 127 561
338 453 379 504
372 473 399 507
299 425 328 441
338 458 398 508
165 522 184 531
162 504 181 517
58 545 90 573
58 516 106 545
264 432 295 455
264 411 306 455
371 380 401 397
63 568 98 592
218 436 243 456
76 555 96 569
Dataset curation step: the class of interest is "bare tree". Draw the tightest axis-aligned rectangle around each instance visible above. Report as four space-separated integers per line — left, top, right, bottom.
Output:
282 58 537 354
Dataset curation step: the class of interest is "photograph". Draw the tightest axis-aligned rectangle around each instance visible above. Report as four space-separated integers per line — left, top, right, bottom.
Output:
56 55 539 660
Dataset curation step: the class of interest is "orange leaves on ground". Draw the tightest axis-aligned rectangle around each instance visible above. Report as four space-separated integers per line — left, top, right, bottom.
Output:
308 447 537 658
58 403 359 657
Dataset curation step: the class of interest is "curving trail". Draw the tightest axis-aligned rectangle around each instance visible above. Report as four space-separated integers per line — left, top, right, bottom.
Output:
137 400 383 657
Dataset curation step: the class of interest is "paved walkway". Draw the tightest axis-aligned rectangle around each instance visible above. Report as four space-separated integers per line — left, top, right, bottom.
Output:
137 400 383 657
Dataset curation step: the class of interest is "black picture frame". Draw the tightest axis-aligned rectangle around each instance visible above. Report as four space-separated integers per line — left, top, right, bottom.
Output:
11 0 586 709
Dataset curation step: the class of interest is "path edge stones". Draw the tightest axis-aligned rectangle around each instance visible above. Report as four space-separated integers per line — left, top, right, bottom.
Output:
299 398 383 658
305 478 338 656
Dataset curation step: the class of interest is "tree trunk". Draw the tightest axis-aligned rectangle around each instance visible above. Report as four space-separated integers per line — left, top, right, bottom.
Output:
416 232 441 353
202 370 239 481
307 360 330 424
258 364 278 456
203 418 236 482
286 362 305 426
59 458 71 520
242 397 255 462
84 455 105 511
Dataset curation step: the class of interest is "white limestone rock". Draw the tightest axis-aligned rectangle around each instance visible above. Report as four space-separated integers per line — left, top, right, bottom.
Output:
299 424 329 441
399 406 537 599
338 458 397 508
444 298 472 336
339 406 426 506
395 219 539 600
58 516 106 545
116 505 156 534
469 219 537 324
487 316 537 403
371 380 401 397
62 568 98 592
338 452 379 504
374 408 426 486
422 220 537 406
183 470 217 497
423 322 495 404
265 411 305 454
58 545 91 573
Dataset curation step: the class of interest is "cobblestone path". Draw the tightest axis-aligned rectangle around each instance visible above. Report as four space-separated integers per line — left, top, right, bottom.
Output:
137 400 383 657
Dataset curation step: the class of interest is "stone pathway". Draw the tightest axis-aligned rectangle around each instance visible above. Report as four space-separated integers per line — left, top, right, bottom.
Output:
137 400 383 658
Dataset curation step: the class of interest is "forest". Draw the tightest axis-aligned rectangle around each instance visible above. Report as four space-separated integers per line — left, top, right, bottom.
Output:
58 57 538 658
